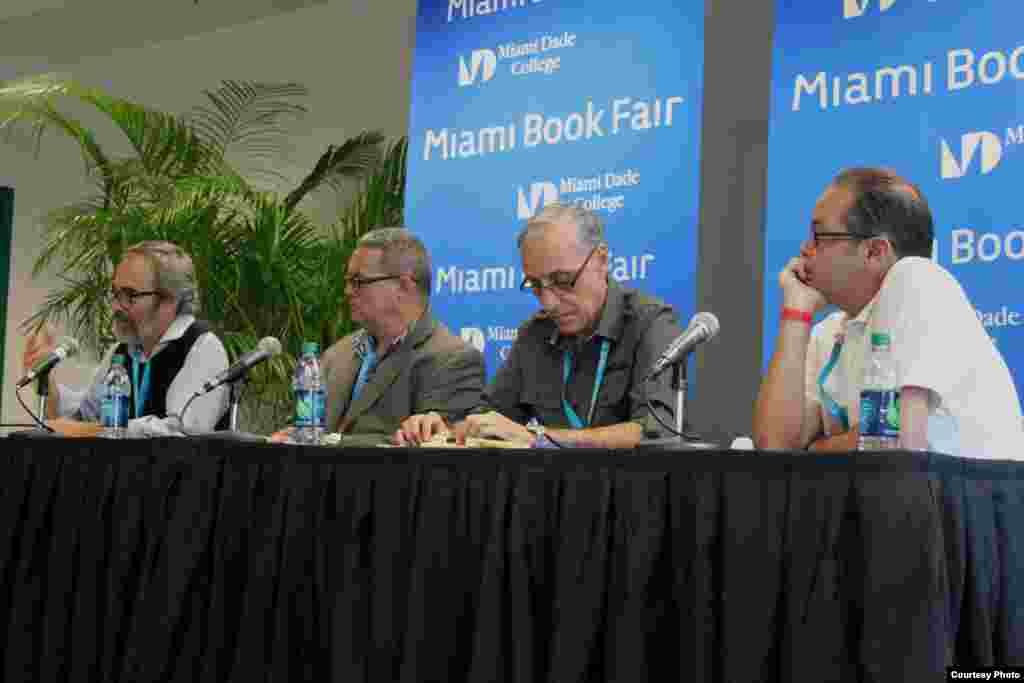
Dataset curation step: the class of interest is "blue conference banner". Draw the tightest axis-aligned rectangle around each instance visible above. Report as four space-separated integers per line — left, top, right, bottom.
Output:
766 0 1024 408
406 0 704 375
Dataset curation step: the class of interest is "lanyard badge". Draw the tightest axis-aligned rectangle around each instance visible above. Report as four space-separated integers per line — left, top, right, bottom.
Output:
817 337 850 432
562 339 611 429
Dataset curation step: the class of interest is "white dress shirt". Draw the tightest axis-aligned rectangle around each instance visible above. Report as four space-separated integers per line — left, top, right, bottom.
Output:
805 257 1023 460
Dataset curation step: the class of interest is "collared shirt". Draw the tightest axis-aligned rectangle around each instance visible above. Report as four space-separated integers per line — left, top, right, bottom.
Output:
482 280 683 435
805 257 1023 459
353 328 409 364
57 315 230 436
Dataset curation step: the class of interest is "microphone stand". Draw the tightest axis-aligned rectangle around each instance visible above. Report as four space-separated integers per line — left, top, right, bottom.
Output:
35 372 51 431
639 355 719 451
228 375 246 432
673 361 687 438
188 372 269 443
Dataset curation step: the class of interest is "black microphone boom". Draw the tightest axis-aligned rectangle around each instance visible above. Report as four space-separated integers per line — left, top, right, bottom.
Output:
646 312 720 379
194 337 282 396
16 336 80 388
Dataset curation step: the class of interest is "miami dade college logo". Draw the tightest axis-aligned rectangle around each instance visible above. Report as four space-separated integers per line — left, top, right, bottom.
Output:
460 327 486 353
941 131 1003 179
458 49 497 87
843 0 895 19
516 182 559 220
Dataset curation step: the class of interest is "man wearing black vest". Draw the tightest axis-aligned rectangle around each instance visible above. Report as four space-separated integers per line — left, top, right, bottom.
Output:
23 241 229 437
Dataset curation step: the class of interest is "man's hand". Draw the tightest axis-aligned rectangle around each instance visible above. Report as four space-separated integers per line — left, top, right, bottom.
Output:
779 256 828 313
269 429 294 444
47 417 103 438
22 323 63 418
394 412 449 446
23 323 58 378
808 424 860 452
453 411 532 445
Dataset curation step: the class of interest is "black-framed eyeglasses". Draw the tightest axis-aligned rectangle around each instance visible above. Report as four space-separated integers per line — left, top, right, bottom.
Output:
808 230 871 248
110 287 160 306
520 247 600 295
345 274 402 291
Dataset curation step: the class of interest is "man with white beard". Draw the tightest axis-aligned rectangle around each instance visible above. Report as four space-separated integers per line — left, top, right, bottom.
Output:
22 241 229 436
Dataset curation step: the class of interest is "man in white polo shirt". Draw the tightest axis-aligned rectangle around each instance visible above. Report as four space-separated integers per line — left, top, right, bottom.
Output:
753 167 1023 459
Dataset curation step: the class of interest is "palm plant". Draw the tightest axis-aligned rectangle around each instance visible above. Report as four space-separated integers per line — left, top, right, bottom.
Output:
0 74 407 429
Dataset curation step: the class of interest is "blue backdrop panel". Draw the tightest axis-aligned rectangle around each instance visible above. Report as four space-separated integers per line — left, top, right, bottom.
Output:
407 0 704 374
766 0 1024 408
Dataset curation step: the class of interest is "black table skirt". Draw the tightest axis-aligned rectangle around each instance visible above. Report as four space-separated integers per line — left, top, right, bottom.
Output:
0 436 1021 682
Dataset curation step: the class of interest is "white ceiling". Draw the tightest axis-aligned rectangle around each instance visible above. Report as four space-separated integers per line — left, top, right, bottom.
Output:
0 0 71 23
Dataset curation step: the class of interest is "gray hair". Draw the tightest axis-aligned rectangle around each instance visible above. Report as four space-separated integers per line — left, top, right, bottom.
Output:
122 241 198 315
357 227 432 298
516 202 606 253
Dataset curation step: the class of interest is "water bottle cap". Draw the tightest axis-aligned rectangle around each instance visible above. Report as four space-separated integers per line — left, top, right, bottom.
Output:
302 341 320 354
111 354 126 365
870 332 892 347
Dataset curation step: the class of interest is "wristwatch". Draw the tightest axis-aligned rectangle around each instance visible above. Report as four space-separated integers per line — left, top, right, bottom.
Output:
525 419 547 448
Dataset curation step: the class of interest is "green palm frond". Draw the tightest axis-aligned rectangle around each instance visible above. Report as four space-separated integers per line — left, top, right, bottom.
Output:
338 136 408 235
0 75 114 190
22 270 115 355
34 206 116 280
188 81 308 184
284 130 385 213
83 91 214 180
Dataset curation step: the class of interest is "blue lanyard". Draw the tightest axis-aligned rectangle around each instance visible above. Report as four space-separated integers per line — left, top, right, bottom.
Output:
130 354 152 419
817 338 850 431
350 338 377 404
562 339 610 429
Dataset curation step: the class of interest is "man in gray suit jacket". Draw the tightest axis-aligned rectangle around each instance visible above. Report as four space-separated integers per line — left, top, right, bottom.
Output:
276 228 484 441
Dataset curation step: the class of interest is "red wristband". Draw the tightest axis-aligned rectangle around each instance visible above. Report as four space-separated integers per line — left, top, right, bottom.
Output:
781 307 813 324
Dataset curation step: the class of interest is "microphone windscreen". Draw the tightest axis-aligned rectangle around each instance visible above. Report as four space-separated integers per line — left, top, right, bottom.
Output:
257 337 283 356
692 312 720 338
57 336 80 357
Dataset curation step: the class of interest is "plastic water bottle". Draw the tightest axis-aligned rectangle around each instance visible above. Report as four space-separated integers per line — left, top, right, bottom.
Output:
293 341 326 444
858 332 900 450
101 354 131 439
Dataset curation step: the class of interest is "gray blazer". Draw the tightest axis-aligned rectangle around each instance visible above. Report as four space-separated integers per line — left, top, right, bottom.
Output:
321 312 485 437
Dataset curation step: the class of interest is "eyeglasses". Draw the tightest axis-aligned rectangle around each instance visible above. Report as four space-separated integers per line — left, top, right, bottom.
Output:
110 287 159 306
808 230 871 248
520 247 600 295
345 274 402 291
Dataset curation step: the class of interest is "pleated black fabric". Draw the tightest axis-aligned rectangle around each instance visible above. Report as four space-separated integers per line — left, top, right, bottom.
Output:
0 437 1020 682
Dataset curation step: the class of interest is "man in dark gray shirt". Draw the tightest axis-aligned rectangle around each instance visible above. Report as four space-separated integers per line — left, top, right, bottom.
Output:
396 204 682 449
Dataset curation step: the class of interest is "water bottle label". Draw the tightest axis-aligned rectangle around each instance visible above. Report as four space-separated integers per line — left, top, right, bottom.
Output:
295 390 312 428
102 395 130 429
295 389 326 428
101 398 113 427
311 389 323 428
880 389 900 438
860 389 899 438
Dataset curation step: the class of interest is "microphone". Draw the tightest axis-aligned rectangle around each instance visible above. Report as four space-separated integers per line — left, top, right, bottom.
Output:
193 337 282 396
17 336 80 388
646 312 720 379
